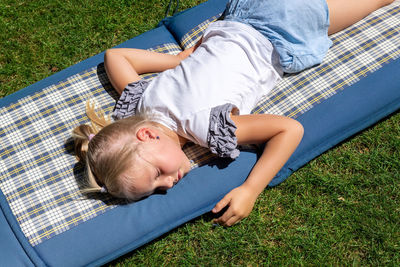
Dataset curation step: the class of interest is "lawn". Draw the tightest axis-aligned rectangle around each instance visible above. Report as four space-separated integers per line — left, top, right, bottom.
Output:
1 0 399 265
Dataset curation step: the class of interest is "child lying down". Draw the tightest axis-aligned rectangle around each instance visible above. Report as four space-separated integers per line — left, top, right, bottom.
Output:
73 0 393 226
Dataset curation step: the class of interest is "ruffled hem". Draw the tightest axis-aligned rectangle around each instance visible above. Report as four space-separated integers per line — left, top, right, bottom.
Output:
112 80 149 120
207 103 240 159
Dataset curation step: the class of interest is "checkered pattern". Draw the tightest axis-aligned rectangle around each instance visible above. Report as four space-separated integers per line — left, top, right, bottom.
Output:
1 3 399 246
0 44 181 246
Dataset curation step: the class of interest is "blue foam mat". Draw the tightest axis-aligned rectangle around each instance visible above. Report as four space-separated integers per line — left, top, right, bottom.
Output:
0 190 44 267
1 0 400 265
1 56 398 266
33 58 400 267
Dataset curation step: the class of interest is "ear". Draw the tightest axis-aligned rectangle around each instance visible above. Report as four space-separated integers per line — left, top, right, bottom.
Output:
136 127 158 142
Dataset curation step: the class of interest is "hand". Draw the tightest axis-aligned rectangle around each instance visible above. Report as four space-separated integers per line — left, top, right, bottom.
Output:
212 185 258 227
177 46 195 61
177 37 202 61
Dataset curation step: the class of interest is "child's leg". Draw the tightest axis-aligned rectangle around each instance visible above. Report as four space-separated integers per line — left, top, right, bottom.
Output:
327 0 394 35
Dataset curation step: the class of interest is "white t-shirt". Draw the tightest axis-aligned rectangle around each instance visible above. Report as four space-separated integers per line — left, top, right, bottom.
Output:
136 20 282 149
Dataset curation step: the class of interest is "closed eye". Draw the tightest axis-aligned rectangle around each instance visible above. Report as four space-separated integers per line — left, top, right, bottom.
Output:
154 168 161 180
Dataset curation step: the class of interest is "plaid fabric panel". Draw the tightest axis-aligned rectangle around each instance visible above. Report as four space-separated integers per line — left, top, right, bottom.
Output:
1 3 399 247
0 44 181 246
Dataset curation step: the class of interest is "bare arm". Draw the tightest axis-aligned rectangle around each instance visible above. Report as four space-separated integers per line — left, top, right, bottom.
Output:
104 38 202 94
212 114 304 226
104 48 184 94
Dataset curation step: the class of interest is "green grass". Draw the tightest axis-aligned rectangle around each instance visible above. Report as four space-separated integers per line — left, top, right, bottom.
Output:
1 0 399 266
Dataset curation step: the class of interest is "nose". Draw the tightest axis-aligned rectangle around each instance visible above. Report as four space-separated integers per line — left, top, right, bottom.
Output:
157 175 175 190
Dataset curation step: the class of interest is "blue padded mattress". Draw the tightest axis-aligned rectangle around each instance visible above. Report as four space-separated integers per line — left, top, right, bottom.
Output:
1 0 400 266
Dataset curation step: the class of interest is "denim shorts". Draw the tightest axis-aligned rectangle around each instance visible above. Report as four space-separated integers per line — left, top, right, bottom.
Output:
223 0 332 73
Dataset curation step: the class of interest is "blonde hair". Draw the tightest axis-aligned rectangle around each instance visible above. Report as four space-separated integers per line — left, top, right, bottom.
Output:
72 101 155 200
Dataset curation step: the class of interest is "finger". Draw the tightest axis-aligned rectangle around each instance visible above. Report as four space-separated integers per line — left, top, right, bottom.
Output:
215 213 239 227
224 215 240 227
212 194 231 213
213 206 235 226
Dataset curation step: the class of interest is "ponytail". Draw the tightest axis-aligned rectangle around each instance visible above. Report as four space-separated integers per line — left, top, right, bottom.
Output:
72 101 112 194
71 101 111 162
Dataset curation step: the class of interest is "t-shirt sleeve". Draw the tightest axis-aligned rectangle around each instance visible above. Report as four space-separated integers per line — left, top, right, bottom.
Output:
112 80 150 120
207 103 240 159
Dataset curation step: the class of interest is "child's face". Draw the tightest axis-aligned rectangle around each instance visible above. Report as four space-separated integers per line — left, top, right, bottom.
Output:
125 133 191 199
